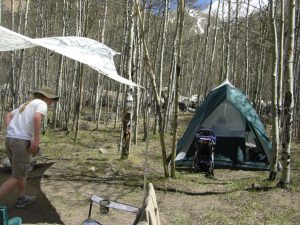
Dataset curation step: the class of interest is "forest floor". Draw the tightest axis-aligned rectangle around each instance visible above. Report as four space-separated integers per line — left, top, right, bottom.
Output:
0 112 300 225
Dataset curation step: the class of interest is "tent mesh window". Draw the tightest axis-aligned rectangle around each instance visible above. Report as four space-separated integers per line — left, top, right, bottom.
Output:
202 100 246 137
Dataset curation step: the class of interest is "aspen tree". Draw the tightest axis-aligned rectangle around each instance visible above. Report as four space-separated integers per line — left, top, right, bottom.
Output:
202 0 212 95
294 55 299 138
278 0 295 189
10 0 16 109
232 0 238 85
74 0 88 141
133 1 146 143
163 7 180 133
140 0 150 142
15 0 30 107
220 0 225 82
278 0 285 112
159 0 169 132
94 0 108 125
117 0 130 152
294 13 300 139
170 0 184 178
188 38 200 98
269 0 280 181
115 1 129 131
121 0 135 158
53 0 68 129
244 0 250 95
255 9 268 115
132 33 142 145
39 0 49 87
62 63 74 133
96 76 105 130
208 0 220 89
161 0 176 133
135 0 169 177
293 3 299 139
225 0 231 80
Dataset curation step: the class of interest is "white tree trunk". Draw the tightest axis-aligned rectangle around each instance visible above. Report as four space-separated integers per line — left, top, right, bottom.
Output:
269 0 280 181
278 0 295 189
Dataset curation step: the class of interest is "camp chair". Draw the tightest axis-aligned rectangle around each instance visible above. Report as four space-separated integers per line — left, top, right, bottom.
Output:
82 193 140 225
82 183 160 225
0 205 22 225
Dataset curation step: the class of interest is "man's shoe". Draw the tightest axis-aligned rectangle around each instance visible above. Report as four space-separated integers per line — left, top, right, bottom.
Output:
16 195 37 208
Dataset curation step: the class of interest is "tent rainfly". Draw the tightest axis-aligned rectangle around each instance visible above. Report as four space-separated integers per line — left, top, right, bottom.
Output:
0 25 138 87
176 80 272 170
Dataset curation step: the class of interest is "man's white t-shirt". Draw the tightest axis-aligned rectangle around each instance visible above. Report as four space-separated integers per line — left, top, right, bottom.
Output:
6 99 48 140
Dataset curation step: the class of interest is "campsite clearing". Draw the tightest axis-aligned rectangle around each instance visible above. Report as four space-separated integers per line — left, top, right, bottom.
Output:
0 112 300 225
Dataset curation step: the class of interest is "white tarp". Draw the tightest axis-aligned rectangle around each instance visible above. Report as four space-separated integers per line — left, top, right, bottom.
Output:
0 25 138 87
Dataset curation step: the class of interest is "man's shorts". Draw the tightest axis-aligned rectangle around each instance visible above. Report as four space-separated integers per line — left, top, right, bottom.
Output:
5 137 31 178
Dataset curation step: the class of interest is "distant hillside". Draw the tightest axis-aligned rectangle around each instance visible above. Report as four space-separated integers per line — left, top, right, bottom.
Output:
181 0 269 35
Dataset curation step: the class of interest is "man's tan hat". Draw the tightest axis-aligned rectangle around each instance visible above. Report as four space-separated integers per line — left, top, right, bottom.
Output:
33 86 59 101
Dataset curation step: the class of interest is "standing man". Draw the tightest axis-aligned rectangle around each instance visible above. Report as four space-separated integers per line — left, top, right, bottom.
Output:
0 86 59 208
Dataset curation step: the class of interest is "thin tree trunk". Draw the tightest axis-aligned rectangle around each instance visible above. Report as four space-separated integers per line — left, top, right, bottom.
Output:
15 0 30 107
188 40 200 98
208 0 220 89
121 0 134 158
255 12 267 115
278 0 295 189
96 76 105 130
269 0 280 181
158 0 169 109
232 0 238 85
220 0 225 83
170 0 184 178
202 0 212 95
53 0 68 129
163 38 176 133
244 0 250 95
74 0 88 141
118 0 130 153
139 1 147 141
62 64 70 132
294 52 300 139
292 2 299 139
133 31 143 145
225 0 231 80
52 55 63 129
94 0 107 123
278 0 285 111
10 0 16 109
135 0 169 177
74 64 84 141
158 0 169 132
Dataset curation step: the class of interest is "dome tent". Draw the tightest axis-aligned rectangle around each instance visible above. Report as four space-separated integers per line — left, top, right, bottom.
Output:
176 80 272 170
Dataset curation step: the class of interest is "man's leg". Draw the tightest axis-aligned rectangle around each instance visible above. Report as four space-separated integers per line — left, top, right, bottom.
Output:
16 177 26 198
0 177 18 197
5 138 36 207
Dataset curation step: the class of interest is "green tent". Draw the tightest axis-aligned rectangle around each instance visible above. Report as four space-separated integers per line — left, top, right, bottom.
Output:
176 80 272 170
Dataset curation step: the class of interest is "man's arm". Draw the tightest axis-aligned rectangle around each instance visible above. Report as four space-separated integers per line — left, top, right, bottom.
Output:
28 112 43 154
4 112 14 128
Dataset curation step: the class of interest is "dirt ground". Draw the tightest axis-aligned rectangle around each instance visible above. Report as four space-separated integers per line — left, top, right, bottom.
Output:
0 160 141 225
1 114 300 225
1 158 300 225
